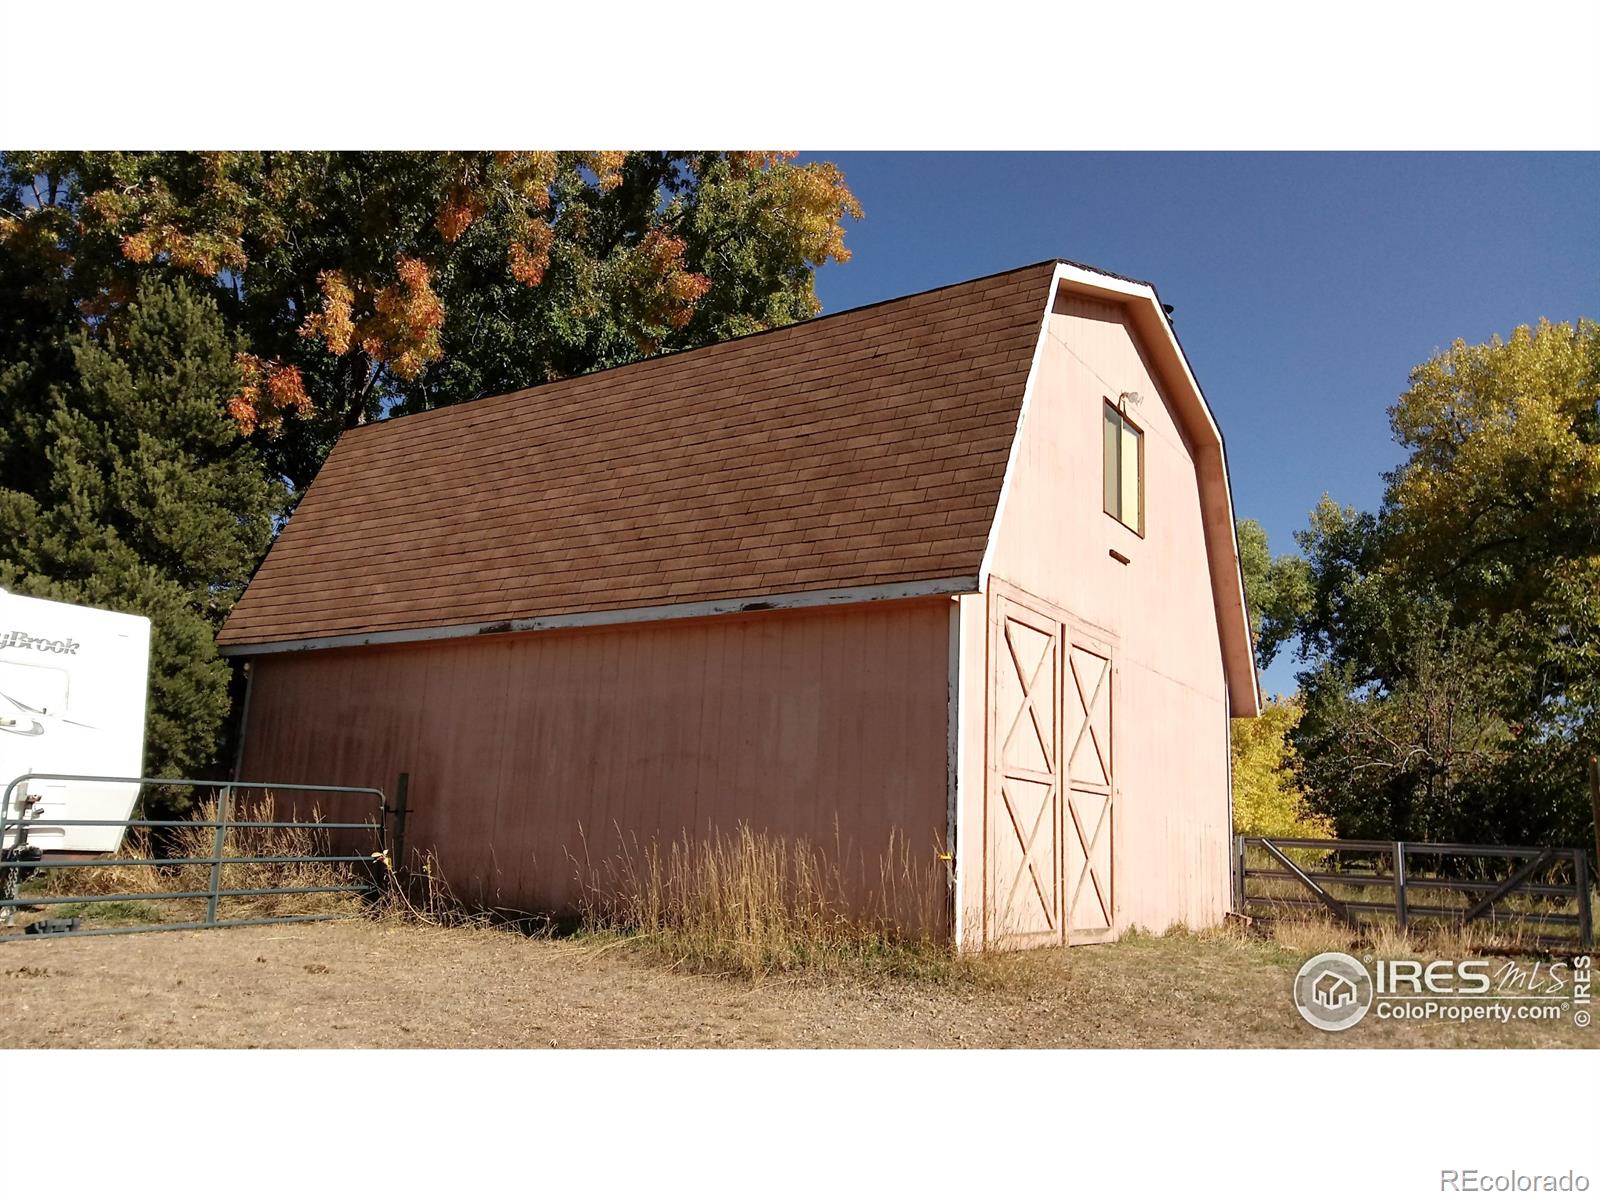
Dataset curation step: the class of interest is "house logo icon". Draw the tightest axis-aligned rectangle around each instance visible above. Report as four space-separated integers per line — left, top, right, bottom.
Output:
1313 970 1358 1010
1293 952 1374 1031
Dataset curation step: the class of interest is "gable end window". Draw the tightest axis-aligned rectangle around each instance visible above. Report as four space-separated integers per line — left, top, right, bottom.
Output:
1102 401 1144 534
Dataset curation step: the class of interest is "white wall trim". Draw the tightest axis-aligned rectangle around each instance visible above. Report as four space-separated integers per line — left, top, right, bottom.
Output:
218 575 981 658
946 598 962 948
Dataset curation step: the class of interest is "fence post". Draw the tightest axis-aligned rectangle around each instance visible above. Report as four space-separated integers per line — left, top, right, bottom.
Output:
1393 841 1408 934
390 773 410 879
206 785 231 926
1233 835 1246 913
1576 849 1593 953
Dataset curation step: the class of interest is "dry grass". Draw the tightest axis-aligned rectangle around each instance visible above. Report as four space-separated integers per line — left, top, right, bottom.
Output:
5 840 1593 1047
4 915 1593 1048
948 908 1588 1011
1203 908 1593 979
1242 896 1588 957
571 824 953 979
1212 909 1537 966
13 796 368 927
371 848 504 931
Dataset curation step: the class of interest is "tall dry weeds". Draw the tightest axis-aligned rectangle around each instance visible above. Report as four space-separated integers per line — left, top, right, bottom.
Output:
1224 909 1568 962
370 848 505 931
572 823 953 979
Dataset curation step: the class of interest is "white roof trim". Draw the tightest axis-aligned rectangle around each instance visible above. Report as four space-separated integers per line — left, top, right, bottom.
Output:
978 260 1261 715
976 263 1064 593
218 575 980 658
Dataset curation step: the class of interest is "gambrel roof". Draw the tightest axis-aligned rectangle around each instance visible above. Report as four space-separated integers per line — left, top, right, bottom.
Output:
220 263 1055 645
218 259 1258 714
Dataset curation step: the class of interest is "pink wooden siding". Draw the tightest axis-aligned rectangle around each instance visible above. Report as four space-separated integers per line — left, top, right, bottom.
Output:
958 290 1233 943
238 599 953 918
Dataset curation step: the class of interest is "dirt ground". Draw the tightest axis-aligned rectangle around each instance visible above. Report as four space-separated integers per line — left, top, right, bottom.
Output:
1 918 1594 1049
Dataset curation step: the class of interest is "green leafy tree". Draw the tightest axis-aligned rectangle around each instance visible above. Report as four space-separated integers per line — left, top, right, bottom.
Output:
0 278 285 788
0 152 863 490
1288 319 1600 847
1292 618 1522 842
1236 517 1312 670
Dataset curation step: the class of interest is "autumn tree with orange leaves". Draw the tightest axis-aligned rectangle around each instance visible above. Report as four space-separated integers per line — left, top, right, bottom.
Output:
0 151 861 788
0 151 861 488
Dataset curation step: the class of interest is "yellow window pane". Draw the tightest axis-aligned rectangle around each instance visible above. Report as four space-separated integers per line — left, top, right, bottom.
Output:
1103 406 1120 517
1120 421 1141 531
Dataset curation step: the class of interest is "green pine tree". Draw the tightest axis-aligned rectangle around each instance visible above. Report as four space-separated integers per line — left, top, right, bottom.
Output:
0 278 286 793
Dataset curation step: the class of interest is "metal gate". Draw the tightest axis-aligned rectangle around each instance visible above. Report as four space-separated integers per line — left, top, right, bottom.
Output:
1235 836 1595 950
1 773 386 940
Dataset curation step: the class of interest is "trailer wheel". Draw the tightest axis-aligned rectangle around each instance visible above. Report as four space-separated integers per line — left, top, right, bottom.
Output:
1 846 43 928
1 863 17 928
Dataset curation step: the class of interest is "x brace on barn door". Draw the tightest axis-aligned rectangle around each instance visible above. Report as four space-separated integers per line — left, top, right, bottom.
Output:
1065 643 1114 941
985 587 1062 948
998 612 1059 930
984 581 1118 949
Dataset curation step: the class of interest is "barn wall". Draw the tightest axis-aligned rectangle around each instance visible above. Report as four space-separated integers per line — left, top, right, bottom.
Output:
238 598 953 919
972 292 1232 936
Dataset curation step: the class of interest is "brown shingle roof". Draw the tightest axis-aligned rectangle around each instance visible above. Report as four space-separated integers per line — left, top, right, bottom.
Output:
217 261 1058 649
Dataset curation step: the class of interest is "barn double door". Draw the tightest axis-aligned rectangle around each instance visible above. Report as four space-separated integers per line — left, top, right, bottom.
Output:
984 583 1115 949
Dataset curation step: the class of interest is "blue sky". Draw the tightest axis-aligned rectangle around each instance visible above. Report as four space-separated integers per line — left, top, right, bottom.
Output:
800 152 1600 696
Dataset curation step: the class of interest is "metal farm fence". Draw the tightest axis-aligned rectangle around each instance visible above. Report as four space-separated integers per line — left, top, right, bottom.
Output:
1234 836 1595 950
1 773 386 940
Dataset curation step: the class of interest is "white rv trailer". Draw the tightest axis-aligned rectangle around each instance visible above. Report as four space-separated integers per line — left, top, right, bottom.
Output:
0 589 150 855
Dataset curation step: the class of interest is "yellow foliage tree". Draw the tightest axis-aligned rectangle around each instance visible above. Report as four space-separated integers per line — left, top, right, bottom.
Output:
1230 697 1333 838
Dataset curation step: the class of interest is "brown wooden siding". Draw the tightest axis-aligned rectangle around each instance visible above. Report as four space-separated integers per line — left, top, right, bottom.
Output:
238 599 953 916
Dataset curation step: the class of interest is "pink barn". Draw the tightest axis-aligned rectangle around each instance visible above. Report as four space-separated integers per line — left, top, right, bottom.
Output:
218 259 1259 948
